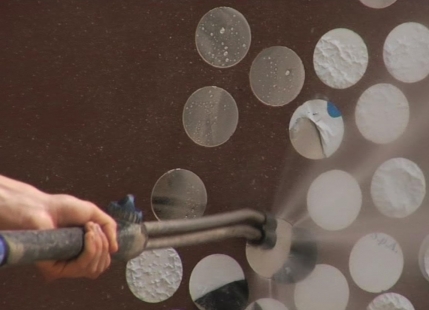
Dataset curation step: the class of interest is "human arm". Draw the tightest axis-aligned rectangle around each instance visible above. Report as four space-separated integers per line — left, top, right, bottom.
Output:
0 174 118 280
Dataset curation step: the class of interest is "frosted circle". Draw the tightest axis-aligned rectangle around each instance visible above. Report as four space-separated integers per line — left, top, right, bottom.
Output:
371 158 426 218
367 293 414 310
349 233 404 293
314 28 368 89
307 170 362 231
245 298 288 310
294 264 349 310
355 83 409 144
384 22 429 83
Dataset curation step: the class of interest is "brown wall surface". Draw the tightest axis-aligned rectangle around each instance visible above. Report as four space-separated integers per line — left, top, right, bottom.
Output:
1 1 429 309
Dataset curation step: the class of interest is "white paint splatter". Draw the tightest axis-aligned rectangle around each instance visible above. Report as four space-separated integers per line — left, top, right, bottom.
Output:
314 28 368 89
368 293 414 310
126 248 182 303
355 83 409 144
384 22 429 83
349 233 403 293
294 264 349 310
371 158 426 218
307 170 362 231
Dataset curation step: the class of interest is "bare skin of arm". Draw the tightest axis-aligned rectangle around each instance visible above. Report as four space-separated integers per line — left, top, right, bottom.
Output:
0 175 118 280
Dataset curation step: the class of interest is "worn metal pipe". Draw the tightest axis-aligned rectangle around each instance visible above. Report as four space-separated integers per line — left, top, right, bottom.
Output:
144 208 266 237
145 224 263 250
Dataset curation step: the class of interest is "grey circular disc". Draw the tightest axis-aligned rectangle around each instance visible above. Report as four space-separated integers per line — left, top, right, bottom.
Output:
151 168 207 221
367 293 414 310
250 46 305 107
189 254 249 310
196 7 251 68
418 234 429 282
183 86 239 147
360 0 397 9
246 218 317 284
245 298 288 310
246 219 292 279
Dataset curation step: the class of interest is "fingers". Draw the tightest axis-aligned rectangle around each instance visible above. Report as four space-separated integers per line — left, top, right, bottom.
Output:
48 194 118 253
76 222 111 279
36 222 112 280
96 224 111 272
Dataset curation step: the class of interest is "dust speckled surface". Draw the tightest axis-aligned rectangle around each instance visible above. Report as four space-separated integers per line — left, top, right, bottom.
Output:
1 1 429 310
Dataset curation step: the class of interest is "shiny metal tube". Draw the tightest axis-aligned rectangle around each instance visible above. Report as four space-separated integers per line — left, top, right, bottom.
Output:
145 224 263 250
144 208 266 237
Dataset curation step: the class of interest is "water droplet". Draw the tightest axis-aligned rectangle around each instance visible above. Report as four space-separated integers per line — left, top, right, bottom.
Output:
231 27 234 31
224 46 228 50
285 70 291 76
223 51 228 56
210 33 213 36
226 58 229 62
242 44 246 48
220 27 225 34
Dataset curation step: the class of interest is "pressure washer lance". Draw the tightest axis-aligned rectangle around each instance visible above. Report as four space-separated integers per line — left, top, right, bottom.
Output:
0 195 278 266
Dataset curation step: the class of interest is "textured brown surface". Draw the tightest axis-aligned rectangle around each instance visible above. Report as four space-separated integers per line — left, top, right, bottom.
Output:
1 1 429 309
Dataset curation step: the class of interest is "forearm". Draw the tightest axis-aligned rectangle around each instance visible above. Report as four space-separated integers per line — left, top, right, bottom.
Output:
0 175 51 230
